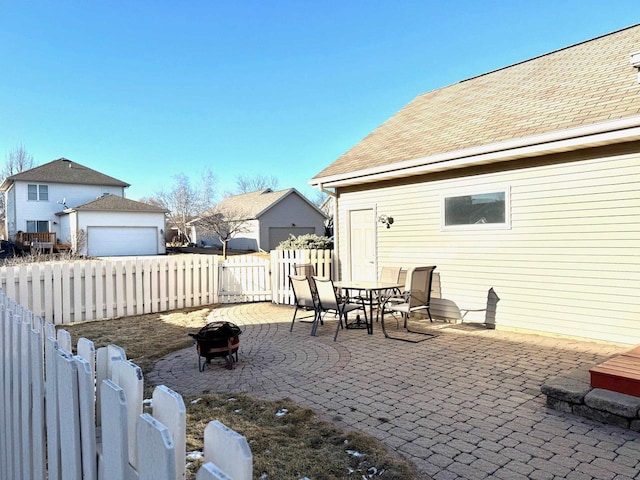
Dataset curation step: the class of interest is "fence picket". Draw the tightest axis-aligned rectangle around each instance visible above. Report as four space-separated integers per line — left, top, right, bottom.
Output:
77 337 96 380
185 256 193 307
95 262 104 321
151 258 159 313
62 264 71 323
32 264 42 319
137 414 176 480
44 335 61 480
135 259 144 316
57 328 72 352
176 257 185 309
52 264 62 324
29 320 46 480
84 262 94 322
115 261 125 318
74 263 84 323
43 264 53 321
203 420 252 480
99 380 129 480
0 305 8 480
75 356 98 480
196 462 233 480
20 318 32 480
57 348 83 480
112 360 143 470
152 385 186 480
11 313 22 480
159 258 168 312
18 266 28 311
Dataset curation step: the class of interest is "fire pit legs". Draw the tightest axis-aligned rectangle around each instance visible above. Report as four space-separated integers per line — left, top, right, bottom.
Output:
189 321 242 372
197 337 239 371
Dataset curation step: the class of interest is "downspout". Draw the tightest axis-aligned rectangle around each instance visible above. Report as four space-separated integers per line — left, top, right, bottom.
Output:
317 184 339 280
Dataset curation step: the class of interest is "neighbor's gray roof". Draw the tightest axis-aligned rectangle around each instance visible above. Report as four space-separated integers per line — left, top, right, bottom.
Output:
312 24 640 181
0 158 130 190
61 195 167 213
210 188 326 220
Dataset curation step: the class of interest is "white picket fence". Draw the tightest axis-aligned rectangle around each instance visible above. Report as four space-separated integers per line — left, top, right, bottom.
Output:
271 249 333 305
0 250 333 325
0 289 253 480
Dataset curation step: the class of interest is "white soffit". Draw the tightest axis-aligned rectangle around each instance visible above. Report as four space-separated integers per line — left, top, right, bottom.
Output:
310 116 640 188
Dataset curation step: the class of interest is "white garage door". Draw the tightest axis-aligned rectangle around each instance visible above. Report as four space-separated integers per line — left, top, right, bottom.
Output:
87 227 158 257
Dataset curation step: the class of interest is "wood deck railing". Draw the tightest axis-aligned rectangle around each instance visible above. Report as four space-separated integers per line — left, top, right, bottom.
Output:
16 231 57 245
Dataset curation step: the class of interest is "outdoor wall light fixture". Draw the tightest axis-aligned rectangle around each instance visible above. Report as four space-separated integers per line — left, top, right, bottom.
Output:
378 214 394 228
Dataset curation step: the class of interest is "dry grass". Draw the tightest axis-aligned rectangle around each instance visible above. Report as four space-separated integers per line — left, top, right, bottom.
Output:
61 308 422 480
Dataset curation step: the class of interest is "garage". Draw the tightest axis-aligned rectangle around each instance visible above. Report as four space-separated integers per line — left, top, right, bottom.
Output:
268 227 314 250
87 226 158 257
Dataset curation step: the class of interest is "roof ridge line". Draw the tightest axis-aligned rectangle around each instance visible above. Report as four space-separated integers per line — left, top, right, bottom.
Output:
459 23 640 84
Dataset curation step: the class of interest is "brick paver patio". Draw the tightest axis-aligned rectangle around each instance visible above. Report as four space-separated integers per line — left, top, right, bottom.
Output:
148 303 640 480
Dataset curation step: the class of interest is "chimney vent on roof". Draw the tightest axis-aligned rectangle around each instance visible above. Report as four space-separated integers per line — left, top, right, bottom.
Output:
631 51 640 83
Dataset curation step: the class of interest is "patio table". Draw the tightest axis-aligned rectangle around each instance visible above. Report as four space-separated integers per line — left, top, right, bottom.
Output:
333 280 403 334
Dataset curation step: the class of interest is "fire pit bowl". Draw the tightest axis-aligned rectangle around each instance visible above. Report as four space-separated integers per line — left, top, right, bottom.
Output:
189 321 242 371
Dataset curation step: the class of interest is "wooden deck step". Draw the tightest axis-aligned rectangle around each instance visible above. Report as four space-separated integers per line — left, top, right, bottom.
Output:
623 345 640 358
590 348 640 397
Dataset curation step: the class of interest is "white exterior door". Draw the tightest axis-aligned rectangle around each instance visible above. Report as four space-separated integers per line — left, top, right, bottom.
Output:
348 209 375 281
87 226 158 256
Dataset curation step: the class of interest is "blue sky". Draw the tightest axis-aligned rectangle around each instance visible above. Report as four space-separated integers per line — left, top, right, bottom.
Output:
1 1 638 202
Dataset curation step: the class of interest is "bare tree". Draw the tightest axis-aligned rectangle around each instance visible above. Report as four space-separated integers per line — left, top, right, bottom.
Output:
2 144 35 178
137 196 166 208
313 190 333 237
312 190 328 207
234 174 279 194
194 205 250 259
1 145 36 238
150 168 217 244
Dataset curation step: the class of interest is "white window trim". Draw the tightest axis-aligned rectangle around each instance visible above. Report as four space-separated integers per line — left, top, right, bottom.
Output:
27 184 49 201
441 186 511 231
26 220 50 233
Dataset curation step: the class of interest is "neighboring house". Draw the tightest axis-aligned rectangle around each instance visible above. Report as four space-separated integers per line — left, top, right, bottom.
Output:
1 158 167 256
57 195 167 257
190 188 328 252
310 25 640 345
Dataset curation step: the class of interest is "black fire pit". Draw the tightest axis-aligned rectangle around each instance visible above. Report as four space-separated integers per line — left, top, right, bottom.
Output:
189 321 242 371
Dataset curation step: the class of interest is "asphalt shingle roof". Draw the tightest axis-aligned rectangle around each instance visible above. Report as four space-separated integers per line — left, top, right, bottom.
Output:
313 24 640 180
71 195 167 213
2 158 130 188
212 189 296 219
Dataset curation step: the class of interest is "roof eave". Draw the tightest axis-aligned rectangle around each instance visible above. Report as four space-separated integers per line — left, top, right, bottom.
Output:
310 116 640 188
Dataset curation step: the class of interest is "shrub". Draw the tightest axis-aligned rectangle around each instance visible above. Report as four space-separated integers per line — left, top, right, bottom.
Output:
276 233 333 250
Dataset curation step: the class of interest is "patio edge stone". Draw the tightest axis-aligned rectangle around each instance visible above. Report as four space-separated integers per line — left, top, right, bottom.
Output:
542 368 640 431
572 404 630 429
584 388 640 418
540 373 591 404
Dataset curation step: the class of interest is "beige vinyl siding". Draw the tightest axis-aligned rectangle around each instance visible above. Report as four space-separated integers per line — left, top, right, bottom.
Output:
336 148 640 344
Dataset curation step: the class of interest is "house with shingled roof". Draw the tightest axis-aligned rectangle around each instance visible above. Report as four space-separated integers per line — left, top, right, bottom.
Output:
1 158 167 256
190 188 327 252
310 24 640 345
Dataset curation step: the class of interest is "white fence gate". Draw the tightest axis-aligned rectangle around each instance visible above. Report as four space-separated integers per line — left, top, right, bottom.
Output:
217 250 333 305
218 255 271 303
0 289 253 480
